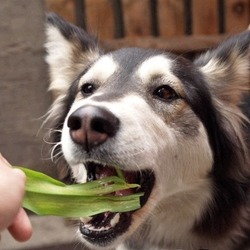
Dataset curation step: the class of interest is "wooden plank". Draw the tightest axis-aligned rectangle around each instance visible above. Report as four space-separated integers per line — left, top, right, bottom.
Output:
158 0 185 37
122 0 152 37
45 0 76 24
85 0 115 39
101 34 228 54
192 0 219 35
225 0 250 33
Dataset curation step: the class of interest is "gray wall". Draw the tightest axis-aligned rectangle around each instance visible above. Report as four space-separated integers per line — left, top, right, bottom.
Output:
0 0 55 175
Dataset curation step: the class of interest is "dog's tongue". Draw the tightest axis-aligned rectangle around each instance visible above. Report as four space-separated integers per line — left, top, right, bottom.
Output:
99 167 135 196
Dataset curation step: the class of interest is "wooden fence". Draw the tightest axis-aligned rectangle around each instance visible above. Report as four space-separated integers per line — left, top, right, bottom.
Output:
46 0 250 54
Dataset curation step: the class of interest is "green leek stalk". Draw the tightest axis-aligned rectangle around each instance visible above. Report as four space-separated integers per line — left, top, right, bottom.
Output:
16 167 143 218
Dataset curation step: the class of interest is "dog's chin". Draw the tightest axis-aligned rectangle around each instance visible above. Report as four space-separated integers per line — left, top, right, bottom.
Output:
78 161 155 248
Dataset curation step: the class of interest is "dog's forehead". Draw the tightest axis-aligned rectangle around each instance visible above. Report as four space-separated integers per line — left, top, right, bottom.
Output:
111 48 177 81
81 48 177 85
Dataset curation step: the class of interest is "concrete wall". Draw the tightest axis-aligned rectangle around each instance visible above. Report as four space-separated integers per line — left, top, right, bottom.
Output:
0 0 54 174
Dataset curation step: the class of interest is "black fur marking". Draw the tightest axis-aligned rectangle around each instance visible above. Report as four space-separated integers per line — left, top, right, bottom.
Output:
172 56 250 239
172 57 227 172
172 56 248 177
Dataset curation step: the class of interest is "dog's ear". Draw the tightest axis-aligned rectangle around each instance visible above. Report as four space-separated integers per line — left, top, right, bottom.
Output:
195 30 250 106
195 31 250 180
45 13 101 98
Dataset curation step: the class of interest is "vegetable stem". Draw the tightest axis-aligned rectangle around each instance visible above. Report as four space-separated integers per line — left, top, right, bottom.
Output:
15 167 143 217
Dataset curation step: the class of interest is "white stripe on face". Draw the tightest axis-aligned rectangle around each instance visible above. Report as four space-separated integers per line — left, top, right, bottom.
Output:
137 55 178 84
79 55 118 84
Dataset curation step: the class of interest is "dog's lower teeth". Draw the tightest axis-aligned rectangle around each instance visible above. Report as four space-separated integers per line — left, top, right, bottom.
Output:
110 213 120 227
85 224 110 232
81 213 121 233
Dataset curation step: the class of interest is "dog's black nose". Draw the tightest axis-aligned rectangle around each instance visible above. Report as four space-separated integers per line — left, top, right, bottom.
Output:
67 105 120 152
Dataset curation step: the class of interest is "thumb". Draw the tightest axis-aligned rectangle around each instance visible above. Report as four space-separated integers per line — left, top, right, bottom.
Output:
8 208 32 242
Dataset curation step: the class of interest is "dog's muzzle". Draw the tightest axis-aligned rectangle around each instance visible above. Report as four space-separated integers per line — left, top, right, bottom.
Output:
67 105 120 152
66 105 155 247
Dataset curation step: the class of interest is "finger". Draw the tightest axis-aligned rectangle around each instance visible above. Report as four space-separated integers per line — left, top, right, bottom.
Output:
8 208 32 242
12 168 26 183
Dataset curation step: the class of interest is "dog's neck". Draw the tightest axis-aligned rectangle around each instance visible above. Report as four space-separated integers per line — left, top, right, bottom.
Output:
122 179 229 250
148 179 212 247
124 178 250 250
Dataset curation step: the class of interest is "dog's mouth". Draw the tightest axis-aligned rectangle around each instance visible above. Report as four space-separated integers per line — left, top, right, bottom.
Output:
79 161 155 247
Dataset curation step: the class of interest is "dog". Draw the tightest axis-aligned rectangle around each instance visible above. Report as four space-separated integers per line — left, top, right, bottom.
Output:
44 13 250 250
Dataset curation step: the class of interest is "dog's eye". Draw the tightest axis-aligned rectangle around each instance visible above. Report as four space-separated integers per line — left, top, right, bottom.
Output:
81 83 96 96
153 85 178 102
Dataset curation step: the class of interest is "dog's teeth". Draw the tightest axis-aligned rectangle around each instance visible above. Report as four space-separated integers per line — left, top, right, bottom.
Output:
88 225 96 231
86 225 111 232
110 213 120 227
100 226 110 231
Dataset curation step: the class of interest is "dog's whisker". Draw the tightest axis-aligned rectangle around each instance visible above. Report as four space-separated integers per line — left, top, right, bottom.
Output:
51 150 63 161
43 137 58 145
51 150 63 163
42 129 62 145
50 152 64 164
50 142 62 162
40 150 63 162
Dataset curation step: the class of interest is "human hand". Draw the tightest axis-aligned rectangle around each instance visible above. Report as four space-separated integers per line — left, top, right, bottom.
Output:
0 154 32 241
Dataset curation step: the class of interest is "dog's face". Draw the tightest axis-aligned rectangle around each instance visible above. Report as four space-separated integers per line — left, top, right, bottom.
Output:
60 49 214 247
45 14 250 249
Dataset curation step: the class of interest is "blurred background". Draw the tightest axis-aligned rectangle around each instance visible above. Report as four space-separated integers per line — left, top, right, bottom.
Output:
0 0 249 249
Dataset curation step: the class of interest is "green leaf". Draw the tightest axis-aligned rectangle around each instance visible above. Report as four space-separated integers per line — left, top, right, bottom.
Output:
115 166 126 181
23 193 142 217
15 167 143 217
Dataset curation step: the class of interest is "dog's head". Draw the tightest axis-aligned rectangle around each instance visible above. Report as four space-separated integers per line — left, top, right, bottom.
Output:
45 13 250 249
